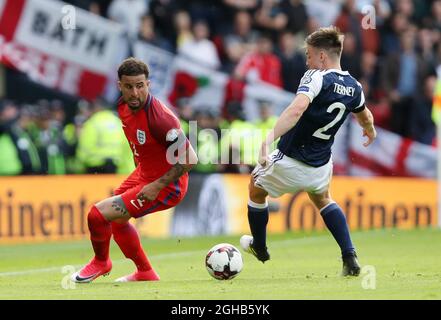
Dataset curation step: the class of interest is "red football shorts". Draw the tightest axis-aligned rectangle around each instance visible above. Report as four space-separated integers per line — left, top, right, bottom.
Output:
114 167 188 218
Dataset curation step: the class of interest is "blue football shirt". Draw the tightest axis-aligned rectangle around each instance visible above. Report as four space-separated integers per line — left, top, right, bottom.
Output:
277 69 365 167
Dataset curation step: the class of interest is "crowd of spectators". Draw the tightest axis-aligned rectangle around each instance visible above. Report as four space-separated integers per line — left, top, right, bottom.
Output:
1 0 440 175
0 96 277 175
66 0 440 144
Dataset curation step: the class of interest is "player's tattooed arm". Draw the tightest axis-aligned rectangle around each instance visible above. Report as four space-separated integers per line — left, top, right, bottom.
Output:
137 144 198 201
136 163 190 201
158 163 186 185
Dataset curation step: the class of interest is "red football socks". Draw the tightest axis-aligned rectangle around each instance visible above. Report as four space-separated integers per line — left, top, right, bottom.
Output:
112 221 152 272
87 206 112 262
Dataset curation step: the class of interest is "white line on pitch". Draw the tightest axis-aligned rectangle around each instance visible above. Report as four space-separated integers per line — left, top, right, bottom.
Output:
0 235 328 277
0 250 204 277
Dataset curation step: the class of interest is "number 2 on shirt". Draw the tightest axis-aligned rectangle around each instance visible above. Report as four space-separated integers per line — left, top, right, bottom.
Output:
312 102 346 140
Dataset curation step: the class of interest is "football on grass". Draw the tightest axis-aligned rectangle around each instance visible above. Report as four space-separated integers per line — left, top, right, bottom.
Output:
205 243 243 280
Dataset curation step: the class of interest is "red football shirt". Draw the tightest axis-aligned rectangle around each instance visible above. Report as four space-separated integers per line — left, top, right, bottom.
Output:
117 94 189 183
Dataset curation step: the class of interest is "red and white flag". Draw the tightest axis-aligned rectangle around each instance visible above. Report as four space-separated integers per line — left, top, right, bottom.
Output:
0 0 123 100
333 120 436 178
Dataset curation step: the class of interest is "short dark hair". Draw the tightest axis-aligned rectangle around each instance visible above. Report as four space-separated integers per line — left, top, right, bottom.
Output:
117 57 149 80
305 26 344 58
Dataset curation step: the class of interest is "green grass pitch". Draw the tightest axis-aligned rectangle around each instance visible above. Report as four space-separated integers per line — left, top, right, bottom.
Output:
0 229 440 299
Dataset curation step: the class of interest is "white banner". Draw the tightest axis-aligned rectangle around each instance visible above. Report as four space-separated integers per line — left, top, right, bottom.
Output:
14 0 123 74
0 0 125 99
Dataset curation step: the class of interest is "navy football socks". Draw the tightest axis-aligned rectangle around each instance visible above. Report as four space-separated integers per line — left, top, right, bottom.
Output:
320 202 355 257
247 202 269 250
